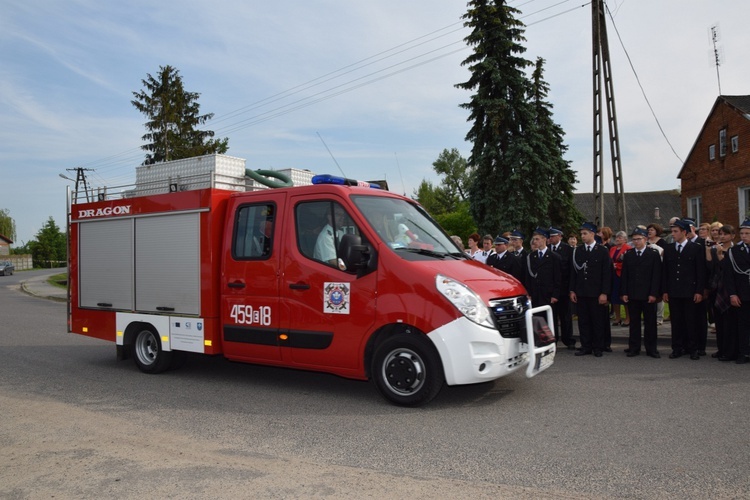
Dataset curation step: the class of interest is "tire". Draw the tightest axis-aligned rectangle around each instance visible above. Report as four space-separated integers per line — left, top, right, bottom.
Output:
371 333 445 407
131 327 172 374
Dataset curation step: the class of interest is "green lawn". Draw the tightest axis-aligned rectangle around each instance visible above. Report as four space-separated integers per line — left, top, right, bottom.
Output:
47 272 68 290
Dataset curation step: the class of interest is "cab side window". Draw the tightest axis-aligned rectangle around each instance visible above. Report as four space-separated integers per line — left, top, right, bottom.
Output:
296 201 361 268
233 203 275 260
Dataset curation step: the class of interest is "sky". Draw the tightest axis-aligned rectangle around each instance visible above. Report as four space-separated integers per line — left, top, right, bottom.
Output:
2 0 749 245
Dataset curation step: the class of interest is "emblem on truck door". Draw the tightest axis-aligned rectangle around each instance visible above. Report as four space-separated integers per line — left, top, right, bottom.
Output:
323 282 350 314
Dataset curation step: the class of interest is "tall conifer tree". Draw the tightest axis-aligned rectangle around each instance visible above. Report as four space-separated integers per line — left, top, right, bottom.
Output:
132 65 228 165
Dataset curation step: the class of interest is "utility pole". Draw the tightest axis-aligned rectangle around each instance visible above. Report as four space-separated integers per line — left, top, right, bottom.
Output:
66 167 94 203
591 0 626 232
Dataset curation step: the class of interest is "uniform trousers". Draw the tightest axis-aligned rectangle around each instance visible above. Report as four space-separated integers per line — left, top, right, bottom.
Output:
576 296 606 352
715 307 738 358
626 300 657 353
668 297 699 354
552 296 575 346
736 304 750 357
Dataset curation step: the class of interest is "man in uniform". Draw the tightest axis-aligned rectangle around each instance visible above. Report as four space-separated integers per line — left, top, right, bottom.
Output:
662 219 705 360
620 227 662 358
487 235 522 281
683 217 708 355
570 222 612 357
522 227 562 313
549 226 575 349
724 219 750 364
509 230 527 259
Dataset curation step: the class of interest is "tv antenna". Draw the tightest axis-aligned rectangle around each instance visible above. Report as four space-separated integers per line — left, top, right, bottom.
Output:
709 24 723 94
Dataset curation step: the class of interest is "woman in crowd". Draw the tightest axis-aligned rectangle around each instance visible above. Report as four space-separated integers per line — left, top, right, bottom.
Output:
451 235 465 253
568 233 578 247
466 233 481 259
598 226 613 248
709 221 723 245
698 223 712 243
610 230 631 326
647 223 667 249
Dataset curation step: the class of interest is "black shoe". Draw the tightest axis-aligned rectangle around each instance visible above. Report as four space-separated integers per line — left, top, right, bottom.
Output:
690 352 700 360
594 350 603 357
575 349 592 356
711 352 721 358
603 347 612 353
565 343 577 350
626 351 640 357
718 355 736 362
697 350 707 356
669 351 682 359
737 356 749 365
624 348 631 353
647 351 661 359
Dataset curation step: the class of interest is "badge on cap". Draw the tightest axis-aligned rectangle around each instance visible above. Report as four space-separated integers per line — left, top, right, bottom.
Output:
580 221 597 233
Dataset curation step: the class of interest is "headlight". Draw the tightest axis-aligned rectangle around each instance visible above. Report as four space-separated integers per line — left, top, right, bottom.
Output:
436 274 494 329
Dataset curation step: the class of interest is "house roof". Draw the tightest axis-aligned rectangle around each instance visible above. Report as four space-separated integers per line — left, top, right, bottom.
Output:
574 190 681 233
0 234 13 245
678 95 750 179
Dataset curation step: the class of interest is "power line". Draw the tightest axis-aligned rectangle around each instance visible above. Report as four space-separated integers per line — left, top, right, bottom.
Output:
605 3 684 164
81 2 590 181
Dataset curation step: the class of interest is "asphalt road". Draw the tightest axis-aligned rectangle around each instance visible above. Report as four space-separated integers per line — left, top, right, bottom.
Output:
1 270 749 499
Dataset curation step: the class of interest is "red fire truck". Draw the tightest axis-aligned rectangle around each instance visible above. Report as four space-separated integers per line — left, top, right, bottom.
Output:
68 155 555 406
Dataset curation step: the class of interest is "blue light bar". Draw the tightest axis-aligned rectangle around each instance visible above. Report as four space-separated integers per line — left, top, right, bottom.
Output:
311 174 381 189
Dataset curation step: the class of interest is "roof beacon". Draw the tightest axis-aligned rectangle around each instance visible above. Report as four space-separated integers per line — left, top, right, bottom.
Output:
311 174 381 189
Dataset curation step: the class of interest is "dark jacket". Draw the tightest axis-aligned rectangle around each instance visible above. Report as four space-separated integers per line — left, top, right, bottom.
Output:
620 246 661 301
551 241 573 291
662 240 705 298
522 249 562 306
570 243 612 298
487 251 522 282
723 244 750 301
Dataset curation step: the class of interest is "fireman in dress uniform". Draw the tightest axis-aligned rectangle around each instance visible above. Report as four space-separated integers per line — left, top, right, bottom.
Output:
662 218 706 360
724 219 750 364
570 222 612 357
509 230 527 259
620 227 662 358
522 227 562 312
549 226 576 349
487 236 522 281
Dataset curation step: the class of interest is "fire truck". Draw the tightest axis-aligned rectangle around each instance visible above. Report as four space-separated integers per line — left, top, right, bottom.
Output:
67 154 555 406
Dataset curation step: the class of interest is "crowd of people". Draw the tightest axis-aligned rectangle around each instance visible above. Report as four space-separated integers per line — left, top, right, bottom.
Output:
453 218 750 363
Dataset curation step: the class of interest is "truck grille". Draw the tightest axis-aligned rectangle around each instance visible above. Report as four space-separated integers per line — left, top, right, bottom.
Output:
489 296 530 339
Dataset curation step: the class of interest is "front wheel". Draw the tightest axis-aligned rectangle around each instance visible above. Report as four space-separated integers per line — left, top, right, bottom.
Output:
131 327 172 374
371 333 444 406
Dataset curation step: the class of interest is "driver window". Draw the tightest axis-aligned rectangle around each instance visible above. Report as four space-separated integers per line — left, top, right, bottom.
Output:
296 201 361 268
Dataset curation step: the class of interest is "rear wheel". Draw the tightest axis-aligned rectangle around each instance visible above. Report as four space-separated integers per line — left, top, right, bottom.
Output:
371 333 444 406
131 327 172 373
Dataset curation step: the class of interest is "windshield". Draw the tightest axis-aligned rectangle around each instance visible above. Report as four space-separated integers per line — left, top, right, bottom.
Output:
352 195 460 255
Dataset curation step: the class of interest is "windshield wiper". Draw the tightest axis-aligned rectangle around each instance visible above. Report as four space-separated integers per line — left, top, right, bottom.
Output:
396 247 447 259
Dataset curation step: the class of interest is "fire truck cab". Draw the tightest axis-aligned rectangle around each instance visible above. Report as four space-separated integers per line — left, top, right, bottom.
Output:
68 155 555 406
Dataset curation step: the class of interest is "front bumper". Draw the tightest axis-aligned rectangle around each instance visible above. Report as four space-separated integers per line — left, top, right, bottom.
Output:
426 305 556 386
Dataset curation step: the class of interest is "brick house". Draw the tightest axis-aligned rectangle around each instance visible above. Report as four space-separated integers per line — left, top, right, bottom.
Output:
0 234 12 256
678 95 750 226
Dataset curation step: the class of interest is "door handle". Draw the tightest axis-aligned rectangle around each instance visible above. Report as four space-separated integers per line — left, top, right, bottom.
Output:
228 281 246 289
289 282 311 290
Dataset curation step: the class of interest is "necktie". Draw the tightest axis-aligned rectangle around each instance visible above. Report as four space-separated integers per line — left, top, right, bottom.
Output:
677 244 682 254
637 250 642 258
538 250 543 259
586 245 591 252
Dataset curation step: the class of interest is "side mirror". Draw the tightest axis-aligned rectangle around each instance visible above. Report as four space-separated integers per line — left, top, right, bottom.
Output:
339 233 372 273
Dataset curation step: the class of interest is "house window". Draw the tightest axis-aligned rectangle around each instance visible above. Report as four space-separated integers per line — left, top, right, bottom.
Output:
739 187 750 223
709 144 716 160
687 196 702 225
732 135 739 153
719 129 727 157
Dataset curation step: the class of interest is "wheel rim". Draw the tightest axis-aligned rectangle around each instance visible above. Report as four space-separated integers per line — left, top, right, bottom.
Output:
134 330 158 366
381 347 426 396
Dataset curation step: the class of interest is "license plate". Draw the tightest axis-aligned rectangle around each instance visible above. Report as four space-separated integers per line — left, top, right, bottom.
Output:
535 349 555 371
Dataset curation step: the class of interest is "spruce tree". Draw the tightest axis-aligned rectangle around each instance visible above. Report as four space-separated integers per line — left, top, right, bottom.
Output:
457 0 563 237
132 65 229 165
